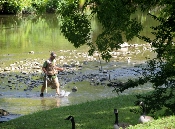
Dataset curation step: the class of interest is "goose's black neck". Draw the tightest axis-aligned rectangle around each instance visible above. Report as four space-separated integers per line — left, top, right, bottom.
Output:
141 103 146 115
71 118 75 129
114 109 119 125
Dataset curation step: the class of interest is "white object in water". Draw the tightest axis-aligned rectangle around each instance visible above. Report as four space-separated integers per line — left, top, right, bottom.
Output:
56 90 71 97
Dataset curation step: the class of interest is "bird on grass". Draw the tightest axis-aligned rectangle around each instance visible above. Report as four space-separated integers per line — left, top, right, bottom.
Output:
114 109 130 129
137 101 154 123
65 115 75 129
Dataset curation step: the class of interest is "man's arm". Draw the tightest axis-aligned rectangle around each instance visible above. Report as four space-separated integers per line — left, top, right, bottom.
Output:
56 67 64 71
42 61 47 73
42 67 47 73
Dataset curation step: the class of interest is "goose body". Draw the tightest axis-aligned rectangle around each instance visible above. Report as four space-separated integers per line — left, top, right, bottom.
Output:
138 101 154 123
65 115 75 129
139 115 154 123
114 124 120 129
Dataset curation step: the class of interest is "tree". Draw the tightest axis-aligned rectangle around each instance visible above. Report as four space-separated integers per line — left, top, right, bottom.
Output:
60 0 143 61
59 0 175 114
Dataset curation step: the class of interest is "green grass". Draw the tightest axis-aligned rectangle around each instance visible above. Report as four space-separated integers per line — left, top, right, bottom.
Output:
0 94 175 129
128 116 175 129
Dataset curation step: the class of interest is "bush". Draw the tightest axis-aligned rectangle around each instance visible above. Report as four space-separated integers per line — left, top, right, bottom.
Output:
46 0 61 13
0 0 64 14
0 0 23 14
31 0 48 14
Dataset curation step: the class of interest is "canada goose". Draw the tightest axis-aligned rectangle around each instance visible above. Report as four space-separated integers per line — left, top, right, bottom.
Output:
137 101 154 123
65 115 75 129
114 109 119 129
114 109 130 129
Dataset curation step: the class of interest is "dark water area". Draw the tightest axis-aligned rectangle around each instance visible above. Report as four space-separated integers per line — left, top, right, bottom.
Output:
0 13 157 116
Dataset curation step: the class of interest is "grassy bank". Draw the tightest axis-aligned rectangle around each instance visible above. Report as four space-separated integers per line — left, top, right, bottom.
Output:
0 94 174 129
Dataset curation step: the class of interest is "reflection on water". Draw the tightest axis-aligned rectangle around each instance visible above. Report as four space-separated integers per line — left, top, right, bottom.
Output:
40 97 61 109
0 14 87 54
0 95 69 115
0 12 158 54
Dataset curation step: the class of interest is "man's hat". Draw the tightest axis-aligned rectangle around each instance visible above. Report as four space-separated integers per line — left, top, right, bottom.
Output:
51 52 57 57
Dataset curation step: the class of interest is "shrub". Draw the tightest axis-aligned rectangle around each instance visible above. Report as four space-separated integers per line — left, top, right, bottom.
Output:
46 0 61 13
31 0 48 14
0 0 23 14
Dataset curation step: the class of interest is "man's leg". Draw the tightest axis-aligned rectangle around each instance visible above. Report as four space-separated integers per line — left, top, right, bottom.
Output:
40 79 47 97
54 77 60 95
41 85 45 92
40 85 45 97
56 84 60 95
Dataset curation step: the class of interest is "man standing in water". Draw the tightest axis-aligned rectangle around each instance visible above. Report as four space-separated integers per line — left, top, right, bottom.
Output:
40 52 63 97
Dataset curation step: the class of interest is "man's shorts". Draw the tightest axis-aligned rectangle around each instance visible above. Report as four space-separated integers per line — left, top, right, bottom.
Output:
43 76 60 89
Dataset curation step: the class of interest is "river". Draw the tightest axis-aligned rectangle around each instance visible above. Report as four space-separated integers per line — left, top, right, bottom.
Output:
0 13 157 115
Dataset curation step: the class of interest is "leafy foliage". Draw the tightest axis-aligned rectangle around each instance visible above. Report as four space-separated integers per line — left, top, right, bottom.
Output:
60 1 91 48
59 0 142 61
59 0 175 115
116 2 175 114
128 115 175 129
0 0 24 14
0 0 65 14
31 0 48 14
45 0 61 13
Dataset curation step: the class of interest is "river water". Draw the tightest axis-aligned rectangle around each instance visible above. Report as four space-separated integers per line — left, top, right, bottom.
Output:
0 13 157 115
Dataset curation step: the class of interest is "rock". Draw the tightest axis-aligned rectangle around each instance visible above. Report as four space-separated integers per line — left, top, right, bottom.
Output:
32 66 40 69
72 86 78 92
36 70 42 73
8 80 11 83
107 81 124 87
28 51 34 54
63 64 70 67
0 109 9 116
21 71 28 74
4 67 11 71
